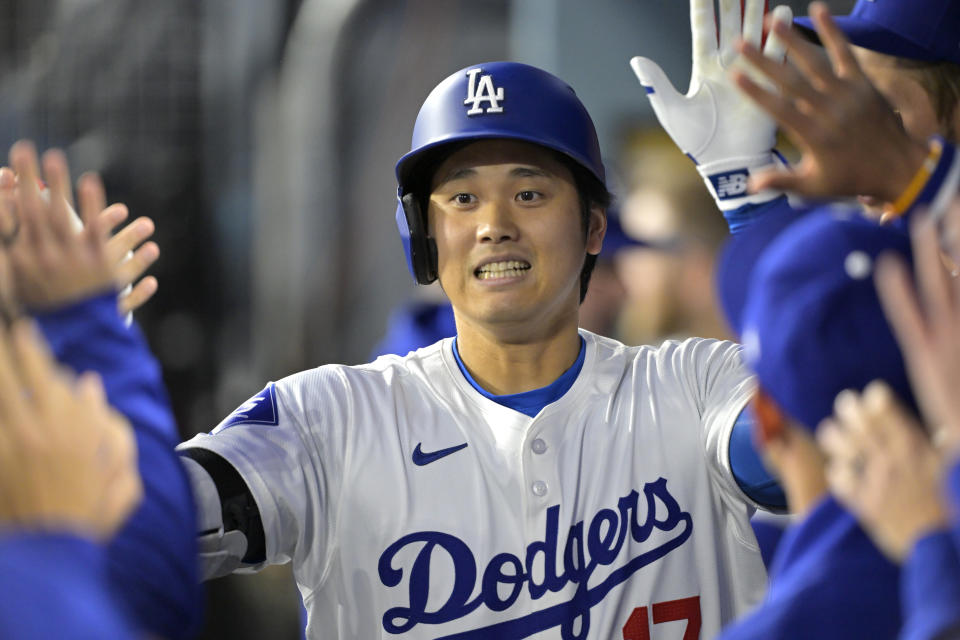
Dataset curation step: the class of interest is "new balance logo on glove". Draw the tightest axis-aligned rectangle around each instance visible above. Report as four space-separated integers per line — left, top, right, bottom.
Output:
710 170 750 200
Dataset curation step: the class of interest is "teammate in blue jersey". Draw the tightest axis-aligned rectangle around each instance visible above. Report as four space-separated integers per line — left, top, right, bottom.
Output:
0 142 202 639
817 203 960 640
0 317 140 640
713 208 915 639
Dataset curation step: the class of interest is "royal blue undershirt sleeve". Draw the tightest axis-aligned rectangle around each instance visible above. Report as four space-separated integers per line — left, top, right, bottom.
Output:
35 292 202 639
728 408 787 510
0 533 134 639
900 529 960 640
948 458 960 554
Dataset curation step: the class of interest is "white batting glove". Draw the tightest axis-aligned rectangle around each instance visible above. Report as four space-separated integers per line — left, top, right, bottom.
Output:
631 0 792 211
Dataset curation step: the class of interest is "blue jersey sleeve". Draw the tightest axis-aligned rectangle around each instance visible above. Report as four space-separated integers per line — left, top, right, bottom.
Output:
0 533 134 639
35 293 202 639
729 408 787 510
948 458 960 553
900 529 960 640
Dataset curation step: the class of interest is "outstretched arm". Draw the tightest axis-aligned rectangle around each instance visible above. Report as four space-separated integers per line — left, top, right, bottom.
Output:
5 140 203 638
0 320 140 639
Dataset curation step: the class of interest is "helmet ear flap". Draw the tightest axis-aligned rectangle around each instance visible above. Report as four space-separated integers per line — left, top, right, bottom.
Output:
401 193 438 285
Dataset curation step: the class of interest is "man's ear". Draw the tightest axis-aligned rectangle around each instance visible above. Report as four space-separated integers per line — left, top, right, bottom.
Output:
586 206 606 256
752 387 787 448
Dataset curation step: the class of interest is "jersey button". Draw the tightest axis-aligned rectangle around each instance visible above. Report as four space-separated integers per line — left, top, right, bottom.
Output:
531 438 547 454
531 480 548 497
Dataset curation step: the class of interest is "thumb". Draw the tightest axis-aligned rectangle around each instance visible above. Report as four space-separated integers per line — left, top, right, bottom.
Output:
630 56 689 132
748 166 806 195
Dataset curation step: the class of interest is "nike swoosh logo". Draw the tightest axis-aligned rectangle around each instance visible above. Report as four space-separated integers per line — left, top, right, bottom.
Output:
412 442 468 466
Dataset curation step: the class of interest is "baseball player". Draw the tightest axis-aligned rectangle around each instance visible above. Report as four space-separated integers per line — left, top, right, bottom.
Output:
171 5 798 638
712 209 910 639
819 204 960 639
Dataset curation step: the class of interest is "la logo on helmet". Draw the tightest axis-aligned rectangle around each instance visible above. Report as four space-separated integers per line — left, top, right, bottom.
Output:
464 68 505 115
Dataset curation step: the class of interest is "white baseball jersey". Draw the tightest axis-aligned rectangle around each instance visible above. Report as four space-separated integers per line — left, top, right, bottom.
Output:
180 330 766 639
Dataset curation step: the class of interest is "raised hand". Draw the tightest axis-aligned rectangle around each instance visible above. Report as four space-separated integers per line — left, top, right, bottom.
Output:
0 150 160 315
818 382 946 562
0 319 141 540
631 0 792 210
98 205 160 315
733 2 929 203
874 209 960 459
2 141 115 311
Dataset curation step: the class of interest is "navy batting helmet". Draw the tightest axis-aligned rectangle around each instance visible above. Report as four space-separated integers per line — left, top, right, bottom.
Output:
395 61 606 284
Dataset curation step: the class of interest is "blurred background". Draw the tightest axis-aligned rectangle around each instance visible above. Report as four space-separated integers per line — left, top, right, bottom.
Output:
0 0 855 637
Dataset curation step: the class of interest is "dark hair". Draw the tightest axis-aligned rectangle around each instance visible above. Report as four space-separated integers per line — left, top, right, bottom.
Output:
554 155 612 303
410 143 611 303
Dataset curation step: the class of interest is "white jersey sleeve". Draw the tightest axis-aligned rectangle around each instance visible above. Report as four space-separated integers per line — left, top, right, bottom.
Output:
178 367 350 581
657 337 758 510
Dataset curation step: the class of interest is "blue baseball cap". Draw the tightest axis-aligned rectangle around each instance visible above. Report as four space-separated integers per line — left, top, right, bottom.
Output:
728 212 916 431
795 0 960 65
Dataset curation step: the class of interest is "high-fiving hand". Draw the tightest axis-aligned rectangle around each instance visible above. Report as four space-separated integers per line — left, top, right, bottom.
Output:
631 0 792 211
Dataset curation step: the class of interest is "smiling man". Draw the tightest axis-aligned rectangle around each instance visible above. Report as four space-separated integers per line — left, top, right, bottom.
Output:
172 58 783 639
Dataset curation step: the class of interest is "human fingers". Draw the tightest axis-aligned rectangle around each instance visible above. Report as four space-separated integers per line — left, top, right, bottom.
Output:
113 241 159 290
0 167 15 190
76 172 107 228
859 380 916 453
75 173 111 260
875 252 929 358
767 16 836 92
105 216 154 266
0 323 30 434
818 417 864 504
9 141 47 252
747 162 815 195
97 410 142 536
732 67 817 141
833 389 876 449
40 150 76 244
809 1 862 79
738 37 828 113
0 170 18 245
117 276 158 315
10 319 68 418
97 203 129 237
911 215 955 327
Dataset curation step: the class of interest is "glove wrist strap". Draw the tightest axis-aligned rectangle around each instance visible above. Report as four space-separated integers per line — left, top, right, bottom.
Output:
695 152 784 211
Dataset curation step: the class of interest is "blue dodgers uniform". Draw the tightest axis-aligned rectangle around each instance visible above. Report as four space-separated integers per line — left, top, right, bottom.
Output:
0 534 134 639
900 527 960 640
896 458 960 640
713 212 923 639
35 293 202 639
717 496 900 640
